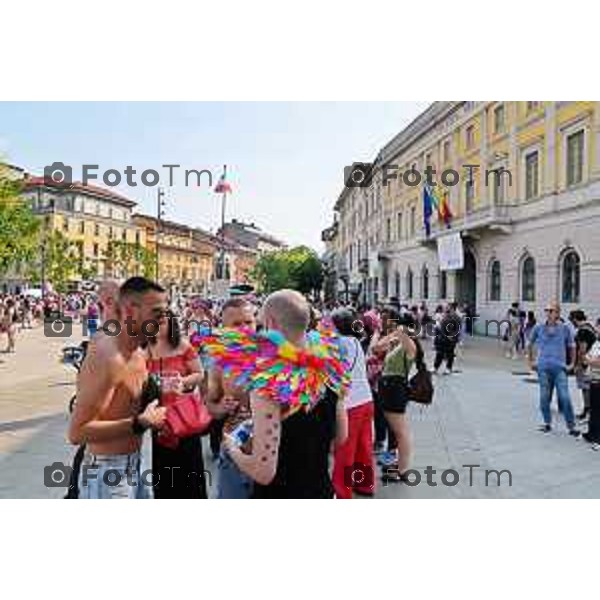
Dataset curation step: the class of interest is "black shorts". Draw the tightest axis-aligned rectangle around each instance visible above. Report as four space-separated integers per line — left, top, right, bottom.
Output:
379 375 410 414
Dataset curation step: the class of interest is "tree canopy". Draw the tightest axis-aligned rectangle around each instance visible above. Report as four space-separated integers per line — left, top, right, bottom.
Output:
252 245 323 296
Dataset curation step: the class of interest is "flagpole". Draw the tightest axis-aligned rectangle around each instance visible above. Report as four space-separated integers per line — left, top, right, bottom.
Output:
219 164 227 281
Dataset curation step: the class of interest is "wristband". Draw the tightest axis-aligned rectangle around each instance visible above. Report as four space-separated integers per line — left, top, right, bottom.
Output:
132 415 149 435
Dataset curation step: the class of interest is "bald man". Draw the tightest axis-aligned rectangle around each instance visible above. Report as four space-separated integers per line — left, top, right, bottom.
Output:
223 290 347 498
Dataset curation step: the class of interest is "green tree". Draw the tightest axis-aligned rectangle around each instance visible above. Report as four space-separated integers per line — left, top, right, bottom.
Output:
287 246 324 296
105 240 156 279
252 246 324 296
0 169 40 278
133 244 157 279
252 250 290 293
41 230 82 293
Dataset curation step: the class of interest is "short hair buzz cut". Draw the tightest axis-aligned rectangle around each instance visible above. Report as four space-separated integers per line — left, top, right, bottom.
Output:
262 289 310 337
222 297 252 313
119 277 165 300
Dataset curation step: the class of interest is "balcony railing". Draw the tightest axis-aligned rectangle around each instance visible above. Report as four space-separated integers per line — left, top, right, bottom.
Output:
417 202 512 244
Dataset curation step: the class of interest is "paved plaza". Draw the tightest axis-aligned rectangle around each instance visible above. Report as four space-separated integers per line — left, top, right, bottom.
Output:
0 327 598 499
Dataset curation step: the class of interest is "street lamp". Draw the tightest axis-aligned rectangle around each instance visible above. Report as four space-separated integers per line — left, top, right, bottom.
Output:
156 187 166 281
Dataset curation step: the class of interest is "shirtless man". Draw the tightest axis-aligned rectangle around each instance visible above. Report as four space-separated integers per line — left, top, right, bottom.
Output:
68 277 169 499
206 298 257 498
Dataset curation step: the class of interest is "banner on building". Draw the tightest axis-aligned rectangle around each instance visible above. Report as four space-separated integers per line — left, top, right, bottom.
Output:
437 232 464 271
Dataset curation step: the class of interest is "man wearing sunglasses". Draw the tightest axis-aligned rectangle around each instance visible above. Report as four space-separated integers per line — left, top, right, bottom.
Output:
528 301 579 436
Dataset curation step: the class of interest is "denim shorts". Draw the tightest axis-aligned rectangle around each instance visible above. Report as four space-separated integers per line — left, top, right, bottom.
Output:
217 450 253 499
78 452 150 499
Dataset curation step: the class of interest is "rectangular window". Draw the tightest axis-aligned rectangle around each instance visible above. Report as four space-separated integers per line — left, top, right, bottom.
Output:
93 243 99 257
94 223 100 236
525 151 539 199
122 229 127 241
466 125 475 149
397 212 403 240
492 169 505 204
386 218 391 242
135 231 141 245
63 218 69 233
494 104 505 133
443 140 451 163
465 176 475 212
410 206 416 236
526 101 540 114
566 130 584 186
79 221 85 234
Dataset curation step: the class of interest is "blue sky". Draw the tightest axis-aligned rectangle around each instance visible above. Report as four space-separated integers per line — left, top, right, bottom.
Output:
0 101 429 250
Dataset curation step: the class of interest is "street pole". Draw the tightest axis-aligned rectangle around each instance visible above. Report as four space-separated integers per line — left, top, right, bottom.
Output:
38 186 46 299
156 187 165 282
219 164 227 281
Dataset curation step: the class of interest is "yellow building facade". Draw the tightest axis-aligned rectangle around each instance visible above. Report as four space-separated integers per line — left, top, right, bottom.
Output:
333 101 600 325
21 177 146 284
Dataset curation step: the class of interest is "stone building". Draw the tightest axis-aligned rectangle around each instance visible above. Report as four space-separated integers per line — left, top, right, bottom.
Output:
330 101 600 329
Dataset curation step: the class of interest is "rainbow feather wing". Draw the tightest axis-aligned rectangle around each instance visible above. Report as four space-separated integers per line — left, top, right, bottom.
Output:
193 327 351 409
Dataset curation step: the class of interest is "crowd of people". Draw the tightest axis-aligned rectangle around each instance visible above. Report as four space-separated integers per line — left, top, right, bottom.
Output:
4 280 600 498
56 280 457 499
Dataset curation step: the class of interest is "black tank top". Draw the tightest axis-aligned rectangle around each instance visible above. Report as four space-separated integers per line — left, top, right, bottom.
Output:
253 389 337 499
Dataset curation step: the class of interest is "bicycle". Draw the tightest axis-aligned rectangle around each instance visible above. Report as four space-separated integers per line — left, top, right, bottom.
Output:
61 341 88 413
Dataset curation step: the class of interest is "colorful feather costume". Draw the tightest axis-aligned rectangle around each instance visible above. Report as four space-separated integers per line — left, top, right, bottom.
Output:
191 327 351 410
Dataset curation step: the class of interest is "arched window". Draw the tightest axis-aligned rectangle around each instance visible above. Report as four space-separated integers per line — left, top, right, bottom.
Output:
561 250 580 303
521 256 535 302
439 269 447 299
422 266 429 299
406 268 413 299
490 260 501 301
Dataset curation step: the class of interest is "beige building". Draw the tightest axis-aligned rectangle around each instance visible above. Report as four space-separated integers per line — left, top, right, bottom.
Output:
329 101 600 328
23 176 145 283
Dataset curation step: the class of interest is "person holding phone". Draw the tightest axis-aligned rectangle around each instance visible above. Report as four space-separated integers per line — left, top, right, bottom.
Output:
372 311 420 482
